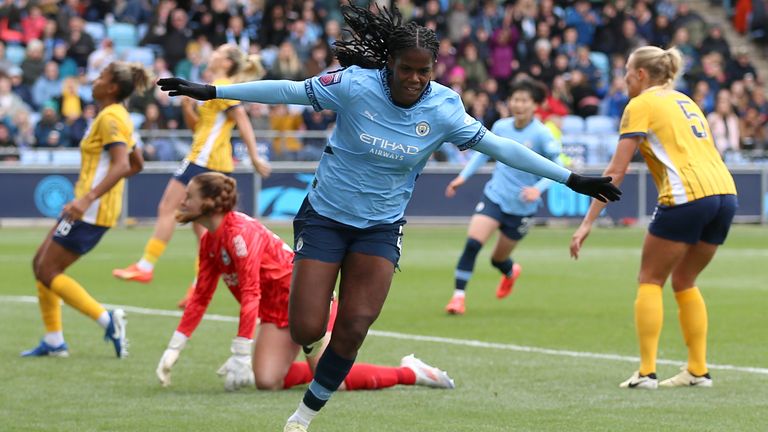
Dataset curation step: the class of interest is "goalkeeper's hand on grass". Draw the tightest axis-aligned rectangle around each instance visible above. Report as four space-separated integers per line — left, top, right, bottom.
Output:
157 77 217 100
565 173 622 203
216 337 254 392
156 331 188 387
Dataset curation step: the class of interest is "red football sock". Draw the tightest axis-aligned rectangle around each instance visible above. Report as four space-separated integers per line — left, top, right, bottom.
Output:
282 362 313 389
343 364 417 390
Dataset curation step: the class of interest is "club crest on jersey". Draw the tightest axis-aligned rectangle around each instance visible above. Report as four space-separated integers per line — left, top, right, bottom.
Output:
220 248 231 265
415 121 430 137
296 236 304 251
319 72 342 87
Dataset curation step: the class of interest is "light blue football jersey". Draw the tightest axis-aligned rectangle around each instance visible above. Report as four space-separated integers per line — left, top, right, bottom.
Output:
304 66 487 228
464 118 561 216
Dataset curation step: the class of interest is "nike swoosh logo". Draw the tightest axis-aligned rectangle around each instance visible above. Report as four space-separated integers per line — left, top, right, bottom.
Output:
628 381 641 388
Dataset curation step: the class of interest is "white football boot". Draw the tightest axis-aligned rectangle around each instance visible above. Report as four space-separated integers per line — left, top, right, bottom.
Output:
400 354 456 389
619 371 658 389
660 366 712 388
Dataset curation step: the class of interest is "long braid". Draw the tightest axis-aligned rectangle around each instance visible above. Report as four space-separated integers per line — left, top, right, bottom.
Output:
334 2 439 69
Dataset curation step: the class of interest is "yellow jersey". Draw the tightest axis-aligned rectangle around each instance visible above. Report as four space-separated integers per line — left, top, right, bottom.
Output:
619 86 737 206
186 78 241 172
75 103 134 227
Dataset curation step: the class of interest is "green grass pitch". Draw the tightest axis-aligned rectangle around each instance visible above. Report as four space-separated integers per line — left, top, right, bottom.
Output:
1 224 766 431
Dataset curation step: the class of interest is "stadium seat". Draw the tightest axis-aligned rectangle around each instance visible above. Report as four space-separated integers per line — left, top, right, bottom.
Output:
51 149 82 165
585 115 617 134
129 112 146 129
5 44 26 66
588 51 610 83
561 115 585 134
107 23 139 50
84 21 107 45
123 47 155 67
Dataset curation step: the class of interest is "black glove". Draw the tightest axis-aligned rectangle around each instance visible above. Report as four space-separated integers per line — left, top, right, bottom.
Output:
566 173 622 203
157 78 217 100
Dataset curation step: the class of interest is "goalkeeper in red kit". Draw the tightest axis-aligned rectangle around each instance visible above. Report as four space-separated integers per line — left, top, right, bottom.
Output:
156 172 455 392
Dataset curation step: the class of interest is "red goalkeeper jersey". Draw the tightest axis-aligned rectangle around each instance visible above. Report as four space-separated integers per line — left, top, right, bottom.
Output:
177 211 294 339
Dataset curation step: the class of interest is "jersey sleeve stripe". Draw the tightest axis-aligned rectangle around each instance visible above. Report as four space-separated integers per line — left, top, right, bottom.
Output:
304 79 323 112
102 142 126 151
619 132 647 139
457 125 488 151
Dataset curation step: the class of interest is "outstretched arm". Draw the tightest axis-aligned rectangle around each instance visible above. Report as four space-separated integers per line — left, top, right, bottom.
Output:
473 131 621 202
445 151 490 198
157 77 312 105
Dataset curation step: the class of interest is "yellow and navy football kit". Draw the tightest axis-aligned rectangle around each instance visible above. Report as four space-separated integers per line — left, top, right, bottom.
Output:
53 103 134 254
173 78 241 184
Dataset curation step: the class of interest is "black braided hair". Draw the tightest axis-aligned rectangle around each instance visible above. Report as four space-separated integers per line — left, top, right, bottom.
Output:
333 2 439 69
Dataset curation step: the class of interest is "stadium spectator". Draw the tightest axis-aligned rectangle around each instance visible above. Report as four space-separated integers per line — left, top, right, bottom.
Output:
267 41 304 81
21 4 47 43
0 121 17 161
162 9 194 72
523 39 555 86
0 0 24 44
157 5 619 431
740 105 768 150
22 61 150 360
651 14 674 48
51 41 78 79
112 0 152 24
726 47 758 84
0 73 29 122
488 14 519 94
86 39 117 82
707 89 741 156
226 14 253 53
40 16 60 61
289 19 317 63
140 0 177 47
8 66 34 110
269 104 304 160
33 102 66 148
571 46 737 390
259 3 290 48
20 39 46 86
0 41 12 73
303 41 334 79
569 70 600 117
565 0 599 47
434 38 457 85
65 16 95 69
601 76 630 120
692 79 715 113
301 107 336 160
457 42 489 89
32 61 62 110
65 102 95 149
672 2 708 47
154 172 455 393
446 1 470 44
444 80 559 315
12 109 35 148
700 25 731 60
174 42 208 83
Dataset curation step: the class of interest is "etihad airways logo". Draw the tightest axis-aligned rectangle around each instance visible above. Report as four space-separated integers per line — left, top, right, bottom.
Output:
360 133 420 160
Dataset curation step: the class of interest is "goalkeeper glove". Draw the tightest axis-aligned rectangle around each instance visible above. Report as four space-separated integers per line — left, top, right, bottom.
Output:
216 337 255 391
156 331 188 387
157 77 217 100
565 173 622 203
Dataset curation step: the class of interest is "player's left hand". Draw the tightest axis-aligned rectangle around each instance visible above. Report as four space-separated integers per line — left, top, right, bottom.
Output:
216 337 254 391
570 223 592 260
565 173 622 203
61 197 93 221
520 187 541 202
252 157 272 178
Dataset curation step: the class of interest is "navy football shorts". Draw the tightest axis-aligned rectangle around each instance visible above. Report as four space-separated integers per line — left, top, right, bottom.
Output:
649 194 737 245
52 217 109 255
172 160 224 185
474 194 534 241
292 197 405 266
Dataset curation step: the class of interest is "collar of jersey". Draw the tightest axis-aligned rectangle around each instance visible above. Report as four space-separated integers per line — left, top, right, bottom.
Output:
379 68 432 109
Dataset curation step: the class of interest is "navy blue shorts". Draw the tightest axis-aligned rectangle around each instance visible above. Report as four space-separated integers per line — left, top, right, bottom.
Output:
172 160 222 185
292 198 405 266
52 218 109 255
649 194 737 245
474 194 533 241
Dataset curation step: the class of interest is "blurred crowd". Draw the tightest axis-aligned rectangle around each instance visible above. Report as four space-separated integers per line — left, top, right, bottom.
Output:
0 0 766 163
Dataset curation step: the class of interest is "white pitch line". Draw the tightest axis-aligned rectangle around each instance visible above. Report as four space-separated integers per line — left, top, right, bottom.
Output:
3 295 767 376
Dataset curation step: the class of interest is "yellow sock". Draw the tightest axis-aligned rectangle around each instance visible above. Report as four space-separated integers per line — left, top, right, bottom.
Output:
675 287 708 376
635 283 663 376
49 274 106 321
37 281 62 333
141 237 168 265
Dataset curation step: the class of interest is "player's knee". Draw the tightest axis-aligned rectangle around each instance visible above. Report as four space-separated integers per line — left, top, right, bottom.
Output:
671 274 695 292
253 373 283 390
289 321 325 347
333 314 376 350
34 265 58 287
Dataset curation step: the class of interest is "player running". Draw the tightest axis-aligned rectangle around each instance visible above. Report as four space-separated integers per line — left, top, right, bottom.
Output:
154 172 455 392
23 62 150 359
112 44 271 308
158 5 620 431
444 79 561 315
570 46 738 389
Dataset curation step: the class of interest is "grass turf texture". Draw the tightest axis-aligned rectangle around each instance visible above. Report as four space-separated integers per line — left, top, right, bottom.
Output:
1 224 766 431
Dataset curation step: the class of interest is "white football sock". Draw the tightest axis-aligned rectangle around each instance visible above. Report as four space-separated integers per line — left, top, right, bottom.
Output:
453 290 466 298
136 259 154 272
44 331 64 347
97 311 111 329
287 402 318 427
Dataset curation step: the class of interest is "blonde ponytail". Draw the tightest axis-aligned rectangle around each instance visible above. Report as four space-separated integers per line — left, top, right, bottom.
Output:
232 54 266 83
630 45 683 87
107 61 154 101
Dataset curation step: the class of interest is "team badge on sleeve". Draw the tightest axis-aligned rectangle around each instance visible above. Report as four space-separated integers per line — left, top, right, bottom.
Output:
416 121 430 137
319 72 343 87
